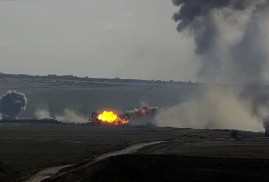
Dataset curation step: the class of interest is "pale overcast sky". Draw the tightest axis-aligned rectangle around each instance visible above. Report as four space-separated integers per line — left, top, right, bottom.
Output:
0 0 199 81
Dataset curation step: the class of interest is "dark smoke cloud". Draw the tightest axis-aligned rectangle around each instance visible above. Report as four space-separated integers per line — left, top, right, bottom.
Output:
0 90 27 119
173 0 235 32
171 0 255 29
172 0 269 83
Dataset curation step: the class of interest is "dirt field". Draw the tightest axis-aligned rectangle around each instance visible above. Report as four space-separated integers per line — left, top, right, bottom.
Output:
45 155 269 182
44 138 269 182
0 123 216 181
0 122 264 182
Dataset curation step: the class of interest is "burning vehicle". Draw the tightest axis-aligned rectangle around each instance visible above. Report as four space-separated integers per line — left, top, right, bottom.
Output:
89 106 158 126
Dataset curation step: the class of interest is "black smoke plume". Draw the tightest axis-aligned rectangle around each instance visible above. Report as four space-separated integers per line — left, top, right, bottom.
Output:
172 0 269 83
157 0 269 132
0 90 27 119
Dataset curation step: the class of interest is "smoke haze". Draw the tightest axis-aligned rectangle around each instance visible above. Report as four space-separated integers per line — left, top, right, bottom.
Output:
35 108 88 124
55 109 88 123
35 107 51 119
157 87 263 131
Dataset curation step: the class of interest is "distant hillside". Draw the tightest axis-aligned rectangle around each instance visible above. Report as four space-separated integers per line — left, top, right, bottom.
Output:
0 72 199 85
0 73 203 120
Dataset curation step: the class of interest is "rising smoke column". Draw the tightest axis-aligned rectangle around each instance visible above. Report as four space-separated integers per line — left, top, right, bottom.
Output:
172 0 269 83
0 90 27 119
157 0 269 131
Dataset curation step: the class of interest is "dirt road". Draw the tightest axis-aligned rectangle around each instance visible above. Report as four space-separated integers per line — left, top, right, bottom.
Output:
24 141 163 182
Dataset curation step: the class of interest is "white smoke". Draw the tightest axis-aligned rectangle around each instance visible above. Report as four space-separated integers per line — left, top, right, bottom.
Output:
35 107 51 119
55 109 88 123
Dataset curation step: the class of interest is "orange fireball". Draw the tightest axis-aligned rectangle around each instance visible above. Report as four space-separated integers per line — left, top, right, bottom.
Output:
97 111 118 123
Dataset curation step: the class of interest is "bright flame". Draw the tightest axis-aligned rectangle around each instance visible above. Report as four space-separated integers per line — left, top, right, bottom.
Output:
97 111 118 123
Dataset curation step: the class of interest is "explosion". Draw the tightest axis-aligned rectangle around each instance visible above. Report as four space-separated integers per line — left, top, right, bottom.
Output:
97 111 118 123
90 110 129 125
